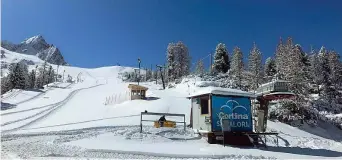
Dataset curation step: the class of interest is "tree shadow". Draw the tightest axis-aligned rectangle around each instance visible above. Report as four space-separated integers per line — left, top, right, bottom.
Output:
145 97 160 101
1 102 16 110
277 135 290 147
260 146 342 157
24 89 45 93
298 120 342 142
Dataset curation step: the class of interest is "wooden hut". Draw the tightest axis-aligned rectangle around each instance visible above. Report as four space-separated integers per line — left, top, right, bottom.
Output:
128 84 148 100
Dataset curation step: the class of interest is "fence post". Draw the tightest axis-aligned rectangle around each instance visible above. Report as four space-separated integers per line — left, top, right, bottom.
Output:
184 115 186 131
140 113 143 133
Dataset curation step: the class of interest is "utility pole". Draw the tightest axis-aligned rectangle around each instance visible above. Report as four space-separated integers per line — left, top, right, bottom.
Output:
138 58 141 85
156 65 165 89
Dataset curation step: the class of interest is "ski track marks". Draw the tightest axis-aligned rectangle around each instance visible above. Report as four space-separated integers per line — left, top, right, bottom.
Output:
1 84 104 133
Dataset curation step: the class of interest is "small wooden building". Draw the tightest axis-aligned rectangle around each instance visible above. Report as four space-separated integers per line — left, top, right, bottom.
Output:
128 84 148 100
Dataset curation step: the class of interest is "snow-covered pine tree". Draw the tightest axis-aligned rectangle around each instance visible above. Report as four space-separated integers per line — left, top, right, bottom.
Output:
231 46 244 89
287 44 309 97
212 43 229 74
47 66 53 85
275 37 286 79
309 49 322 94
248 42 262 90
28 69 36 89
176 41 190 79
7 63 17 90
166 41 190 81
319 47 334 103
327 50 342 88
264 57 277 82
7 63 29 89
47 66 56 84
282 37 295 80
166 42 176 81
1 76 10 94
299 46 311 83
35 61 48 88
195 59 205 76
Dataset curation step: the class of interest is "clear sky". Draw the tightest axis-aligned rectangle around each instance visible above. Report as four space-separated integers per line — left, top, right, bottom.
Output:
2 0 342 69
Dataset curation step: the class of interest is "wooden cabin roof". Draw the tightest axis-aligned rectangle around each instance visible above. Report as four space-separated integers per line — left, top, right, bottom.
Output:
128 84 148 91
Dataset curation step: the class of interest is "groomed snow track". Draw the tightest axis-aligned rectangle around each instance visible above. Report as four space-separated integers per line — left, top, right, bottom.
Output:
1 84 104 133
13 83 74 105
1 90 23 100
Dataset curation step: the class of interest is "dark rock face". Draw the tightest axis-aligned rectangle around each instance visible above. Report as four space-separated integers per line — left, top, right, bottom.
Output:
1 35 68 65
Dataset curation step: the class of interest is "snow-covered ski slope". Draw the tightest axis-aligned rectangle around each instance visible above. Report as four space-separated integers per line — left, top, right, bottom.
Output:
1 51 342 159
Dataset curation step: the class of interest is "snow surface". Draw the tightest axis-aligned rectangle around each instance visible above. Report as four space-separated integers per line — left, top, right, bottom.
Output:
1 50 342 159
188 86 256 98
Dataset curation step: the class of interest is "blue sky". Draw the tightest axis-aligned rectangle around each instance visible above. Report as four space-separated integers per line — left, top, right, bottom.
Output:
2 0 342 69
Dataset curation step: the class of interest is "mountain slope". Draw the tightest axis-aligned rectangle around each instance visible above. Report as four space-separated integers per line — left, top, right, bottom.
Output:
1 35 67 65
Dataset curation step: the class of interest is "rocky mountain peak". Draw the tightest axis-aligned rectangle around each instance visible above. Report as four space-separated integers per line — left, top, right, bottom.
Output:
1 35 68 65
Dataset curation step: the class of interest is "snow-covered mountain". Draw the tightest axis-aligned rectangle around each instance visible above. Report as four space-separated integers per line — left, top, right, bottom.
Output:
1 35 67 65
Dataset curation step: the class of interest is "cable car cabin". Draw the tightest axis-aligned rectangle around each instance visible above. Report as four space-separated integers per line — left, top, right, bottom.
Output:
187 87 256 145
256 80 290 95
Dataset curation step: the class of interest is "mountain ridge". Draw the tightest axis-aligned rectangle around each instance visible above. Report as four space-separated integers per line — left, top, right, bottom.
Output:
1 35 68 66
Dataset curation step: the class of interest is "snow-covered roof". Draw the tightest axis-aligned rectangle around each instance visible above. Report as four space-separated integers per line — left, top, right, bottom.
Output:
255 91 296 97
188 87 256 98
259 80 290 87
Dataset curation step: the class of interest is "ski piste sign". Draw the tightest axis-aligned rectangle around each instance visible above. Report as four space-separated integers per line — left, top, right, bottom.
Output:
211 95 252 132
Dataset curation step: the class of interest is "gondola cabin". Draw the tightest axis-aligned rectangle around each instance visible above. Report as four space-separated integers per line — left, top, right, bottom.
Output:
187 87 256 144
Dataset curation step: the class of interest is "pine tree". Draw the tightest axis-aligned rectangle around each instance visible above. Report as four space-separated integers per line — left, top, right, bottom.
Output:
310 50 322 94
1 76 10 94
28 69 36 89
327 50 342 88
275 37 286 79
47 66 53 85
319 48 334 102
231 46 244 89
166 42 176 81
287 44 308 97
212 43 229 73
47 66 56 84
7 63 29 90
195 59 205 76
166 41 190 80
36 61 48 88
248 42 262 90
176 41 190 78
264 57 276 81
